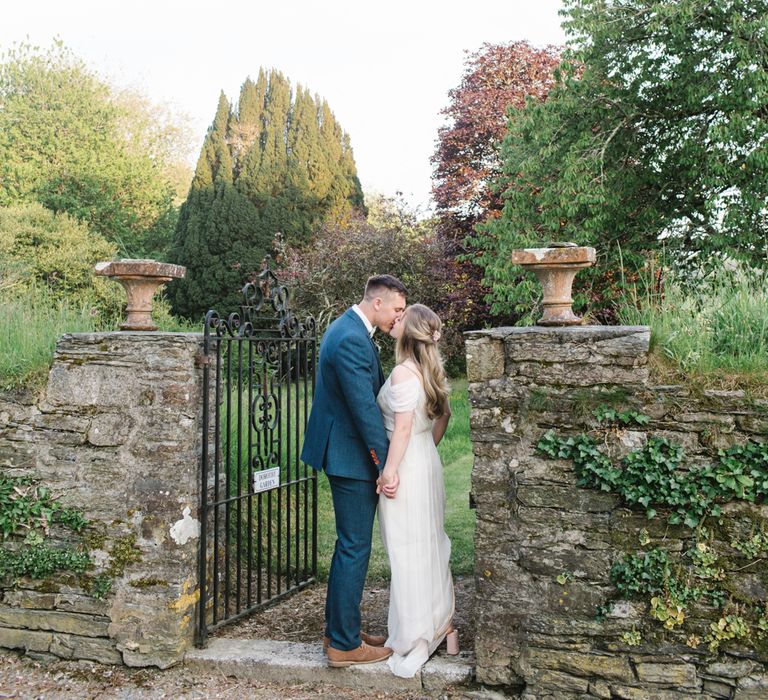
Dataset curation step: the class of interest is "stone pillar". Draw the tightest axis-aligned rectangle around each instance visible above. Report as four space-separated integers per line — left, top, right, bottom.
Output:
0 332 206 668
465 325 768 698
466 326 651 690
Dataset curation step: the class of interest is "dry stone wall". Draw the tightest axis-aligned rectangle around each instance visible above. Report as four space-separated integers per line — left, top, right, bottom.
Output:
466 326 768 699
0 332 206 668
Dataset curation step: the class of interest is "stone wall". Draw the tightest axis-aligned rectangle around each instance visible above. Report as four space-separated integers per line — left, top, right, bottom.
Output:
466 326 768 699
0 332 206 668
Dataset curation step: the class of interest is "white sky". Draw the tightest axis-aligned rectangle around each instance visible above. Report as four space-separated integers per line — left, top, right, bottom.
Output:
1 0 566 211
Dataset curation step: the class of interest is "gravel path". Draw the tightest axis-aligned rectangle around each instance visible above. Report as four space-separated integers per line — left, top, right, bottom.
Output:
0 652 437 699
216 576 476 651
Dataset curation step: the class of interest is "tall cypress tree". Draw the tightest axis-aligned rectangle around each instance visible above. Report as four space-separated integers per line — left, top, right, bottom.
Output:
192 92 233 189
339 132 365 213
232 71 266 172
255 72 291 196
286 86 316 193
168 93 264 319
238 71 266 133
170 69 363 319
317 100 364 217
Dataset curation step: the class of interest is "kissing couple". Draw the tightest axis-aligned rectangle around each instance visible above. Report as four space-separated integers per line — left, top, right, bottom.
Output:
300 274 458 678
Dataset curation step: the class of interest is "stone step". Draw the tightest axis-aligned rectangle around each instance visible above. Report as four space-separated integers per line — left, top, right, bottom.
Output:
184 638 475 694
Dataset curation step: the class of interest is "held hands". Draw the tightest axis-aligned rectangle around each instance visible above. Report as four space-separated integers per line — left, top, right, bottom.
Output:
376 468 399 499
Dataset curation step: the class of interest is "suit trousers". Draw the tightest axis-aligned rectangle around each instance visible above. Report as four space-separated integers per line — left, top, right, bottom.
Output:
325 473 379 650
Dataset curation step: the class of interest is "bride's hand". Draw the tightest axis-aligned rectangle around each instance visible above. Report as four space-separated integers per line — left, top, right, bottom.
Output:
377 469 399 499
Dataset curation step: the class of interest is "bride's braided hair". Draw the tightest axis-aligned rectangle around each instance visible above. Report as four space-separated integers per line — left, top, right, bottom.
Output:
395 304 449 419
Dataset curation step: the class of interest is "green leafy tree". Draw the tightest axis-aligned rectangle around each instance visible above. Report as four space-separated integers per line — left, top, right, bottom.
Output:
478 0 768 319
170 70 364 319
431 41 562 334
0 41 192 258
0 203 122 317
111 87 195 206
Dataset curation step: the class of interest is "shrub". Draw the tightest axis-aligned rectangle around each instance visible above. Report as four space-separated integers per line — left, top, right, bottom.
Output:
0 203 195 390
0 203 123 323
277 194 493 374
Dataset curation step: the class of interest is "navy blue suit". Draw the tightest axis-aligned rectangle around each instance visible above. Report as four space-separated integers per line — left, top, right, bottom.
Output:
300 308 389 650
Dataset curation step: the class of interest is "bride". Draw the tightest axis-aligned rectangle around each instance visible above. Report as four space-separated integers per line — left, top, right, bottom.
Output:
376 304 458 678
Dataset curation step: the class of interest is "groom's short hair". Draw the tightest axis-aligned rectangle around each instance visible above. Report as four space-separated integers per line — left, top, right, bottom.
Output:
364 274 408 300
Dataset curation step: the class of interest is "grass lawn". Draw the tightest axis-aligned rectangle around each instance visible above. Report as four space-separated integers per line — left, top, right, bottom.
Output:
618 265 768 395
0 293 99 391
0 288 195 392
315 378 474 582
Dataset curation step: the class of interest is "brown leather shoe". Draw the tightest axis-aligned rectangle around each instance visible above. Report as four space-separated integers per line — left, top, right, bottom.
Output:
323 632 386 653
327 641 393 668
362 632 387 647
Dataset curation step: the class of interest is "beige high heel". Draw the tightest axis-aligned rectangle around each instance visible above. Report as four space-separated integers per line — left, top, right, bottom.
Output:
445 627 459 655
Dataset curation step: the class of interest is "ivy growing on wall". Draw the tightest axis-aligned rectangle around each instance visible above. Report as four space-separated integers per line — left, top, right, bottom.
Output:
537 406 768 654
0 475 88 538
538 412 768 527
0 474 139 599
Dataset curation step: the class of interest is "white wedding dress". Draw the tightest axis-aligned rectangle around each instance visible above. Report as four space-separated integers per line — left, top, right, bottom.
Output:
377 368 454 678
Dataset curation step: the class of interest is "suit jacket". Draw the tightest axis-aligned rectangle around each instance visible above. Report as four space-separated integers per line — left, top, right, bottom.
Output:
300 308 389 481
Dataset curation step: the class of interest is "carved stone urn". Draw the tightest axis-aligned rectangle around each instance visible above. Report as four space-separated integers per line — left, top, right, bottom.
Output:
511 243 596 326
95 259 186 331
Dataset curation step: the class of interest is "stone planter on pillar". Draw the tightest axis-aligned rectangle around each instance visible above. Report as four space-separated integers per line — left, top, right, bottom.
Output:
95 259 186 331
511 243 596 325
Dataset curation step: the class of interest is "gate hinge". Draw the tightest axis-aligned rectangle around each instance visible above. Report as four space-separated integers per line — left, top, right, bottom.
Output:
195 353 211 367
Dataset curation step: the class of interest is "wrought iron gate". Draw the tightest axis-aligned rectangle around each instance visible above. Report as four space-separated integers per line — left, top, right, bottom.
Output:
197 263 317 645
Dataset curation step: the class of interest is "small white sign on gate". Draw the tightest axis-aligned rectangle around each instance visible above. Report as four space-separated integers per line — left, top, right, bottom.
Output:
252 467 280 493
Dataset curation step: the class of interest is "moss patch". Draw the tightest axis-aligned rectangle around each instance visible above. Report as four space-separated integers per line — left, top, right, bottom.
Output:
129 576 168 589
106 534 141 577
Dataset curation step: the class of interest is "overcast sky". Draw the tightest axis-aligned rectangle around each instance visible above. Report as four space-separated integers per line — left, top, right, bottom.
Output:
1 0 566 211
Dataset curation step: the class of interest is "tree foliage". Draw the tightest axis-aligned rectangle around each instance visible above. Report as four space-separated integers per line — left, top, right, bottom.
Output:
432 41 561 246
478 0 768 318
0 203 123 318
0 41 193 258
430 42 562 334
275 194 471 374
169 71 364 320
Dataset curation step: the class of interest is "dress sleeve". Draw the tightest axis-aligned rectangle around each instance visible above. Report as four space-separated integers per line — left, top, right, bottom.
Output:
389 377 420 413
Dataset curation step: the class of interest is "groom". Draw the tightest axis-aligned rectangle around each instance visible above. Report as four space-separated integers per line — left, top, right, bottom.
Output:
301 274 407 667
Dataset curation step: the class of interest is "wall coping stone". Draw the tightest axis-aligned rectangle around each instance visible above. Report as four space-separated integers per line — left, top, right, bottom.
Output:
465 325 650 341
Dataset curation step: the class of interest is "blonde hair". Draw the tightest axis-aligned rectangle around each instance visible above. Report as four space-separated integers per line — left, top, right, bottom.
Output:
395 304 449 419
